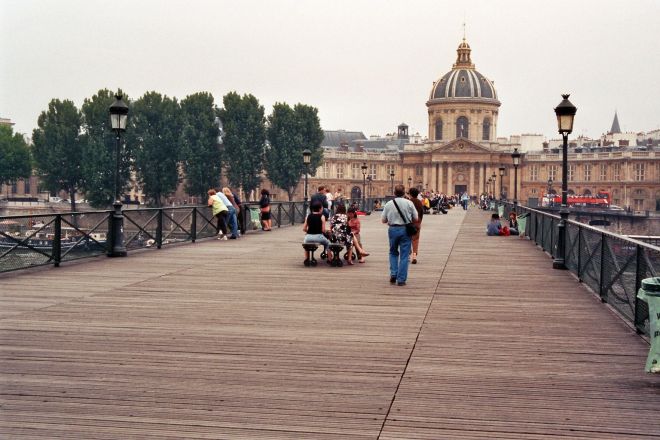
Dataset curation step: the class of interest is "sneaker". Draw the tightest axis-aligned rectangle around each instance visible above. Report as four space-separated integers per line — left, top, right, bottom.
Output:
389 276 396 284
397 281 406 286
221 235 228 241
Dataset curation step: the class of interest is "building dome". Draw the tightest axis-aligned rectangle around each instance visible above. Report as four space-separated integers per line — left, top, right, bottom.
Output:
429 39 499 103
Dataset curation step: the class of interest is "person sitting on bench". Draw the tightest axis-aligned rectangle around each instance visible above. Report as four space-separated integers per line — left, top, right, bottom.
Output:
303 201 330 260
329 204 355 265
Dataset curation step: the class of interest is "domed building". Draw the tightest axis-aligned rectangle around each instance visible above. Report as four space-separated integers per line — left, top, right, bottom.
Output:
401 39 518 197
427 39 500 143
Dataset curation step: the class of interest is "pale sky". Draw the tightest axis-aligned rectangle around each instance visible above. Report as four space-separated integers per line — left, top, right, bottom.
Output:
2 0 659 141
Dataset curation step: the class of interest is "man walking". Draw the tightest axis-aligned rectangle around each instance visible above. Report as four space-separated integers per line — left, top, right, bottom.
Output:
381 184 418 286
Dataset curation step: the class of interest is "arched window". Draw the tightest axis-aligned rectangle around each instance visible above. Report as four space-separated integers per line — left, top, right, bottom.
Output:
482 118 491 140
434 119 443 140
456 116 469 138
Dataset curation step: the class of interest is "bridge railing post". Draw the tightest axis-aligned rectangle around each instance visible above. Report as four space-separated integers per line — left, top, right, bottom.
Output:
599 232 607 302
634 244 647 334
191 207 197 243
53 214 62 267
277 203 282 228
156 208 163 249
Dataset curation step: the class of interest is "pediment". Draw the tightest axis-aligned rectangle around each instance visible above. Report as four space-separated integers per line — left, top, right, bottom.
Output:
430 139 492 154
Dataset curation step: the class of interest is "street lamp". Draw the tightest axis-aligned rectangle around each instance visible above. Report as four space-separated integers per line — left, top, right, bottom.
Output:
108 94 128 257
367 176 372 205
511 147 521 206
491 172 496 196
498 167 505 200
552 93 577 270
547 178 553 195
407 176 412 188
361 162 368 210
302 149 311 214
390 171 395 195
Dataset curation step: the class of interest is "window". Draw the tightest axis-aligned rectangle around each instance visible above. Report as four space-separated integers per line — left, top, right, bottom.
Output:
456 116 469 138
656 162 660 182
386 164 395 177
634 199 644 211
548 165 558 182
531 188 538 195
415 165 423 176
583 164 592 182
634 163 645 181
599 163 607 181
434 119 443 140
529 165 538 181
336 164 344 179
369 164 377 180
322 163 330 179
351 163 361 179
482 118 491 141
567 164 575 182
613 163 621 180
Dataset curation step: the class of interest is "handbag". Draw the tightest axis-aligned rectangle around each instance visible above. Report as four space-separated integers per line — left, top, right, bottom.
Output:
392 199 418 237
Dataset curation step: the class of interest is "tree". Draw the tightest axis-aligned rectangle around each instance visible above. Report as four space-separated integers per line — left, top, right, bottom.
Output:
0 125 32 190
80 89 132 207
32 99 83 211
218 92 266 200
180 92 221 202
264 102 324 200
128 91 182 206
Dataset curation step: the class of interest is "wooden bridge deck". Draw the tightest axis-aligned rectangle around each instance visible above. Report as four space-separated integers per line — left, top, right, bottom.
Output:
1 207 658 439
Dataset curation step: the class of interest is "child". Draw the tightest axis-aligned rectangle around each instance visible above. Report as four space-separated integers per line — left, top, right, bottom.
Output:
303 202 331 260
347 207 370 263
486 213 502 236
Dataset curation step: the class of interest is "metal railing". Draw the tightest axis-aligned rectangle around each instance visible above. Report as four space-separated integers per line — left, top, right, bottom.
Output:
497 201 660 336
0 198 381 274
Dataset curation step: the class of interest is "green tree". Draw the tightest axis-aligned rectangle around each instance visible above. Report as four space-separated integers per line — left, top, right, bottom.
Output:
80 89 132 207
0 125 32 189
264 102 324 200
218 92 266 200
128 91 182 207
32 99 84 211
180 92 221 202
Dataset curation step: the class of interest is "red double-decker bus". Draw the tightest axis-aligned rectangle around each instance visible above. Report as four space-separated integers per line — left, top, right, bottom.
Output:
541 191 610 208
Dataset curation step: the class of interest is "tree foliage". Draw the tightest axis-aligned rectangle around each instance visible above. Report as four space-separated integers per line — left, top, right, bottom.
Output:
80 89 132 207
218 92 266 199
128 91 182 206
32 99 83 211
264 103 324 200
180 92 221 202
0 124 32 186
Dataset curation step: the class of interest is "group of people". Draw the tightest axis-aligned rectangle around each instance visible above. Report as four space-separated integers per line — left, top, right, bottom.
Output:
487 211 520 236
302 186 369 265
207 187 243 240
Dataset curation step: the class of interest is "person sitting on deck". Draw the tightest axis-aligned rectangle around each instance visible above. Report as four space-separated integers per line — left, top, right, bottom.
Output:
487 213 503 236
303 201 331 259
508 212 520 236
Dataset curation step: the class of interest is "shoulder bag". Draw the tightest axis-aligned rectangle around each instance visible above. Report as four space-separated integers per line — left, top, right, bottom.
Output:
392 199 418 237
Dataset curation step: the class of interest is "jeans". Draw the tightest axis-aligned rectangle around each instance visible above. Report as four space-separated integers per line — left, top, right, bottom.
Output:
227 206 239 238
388 226 412 283
304 233 330 252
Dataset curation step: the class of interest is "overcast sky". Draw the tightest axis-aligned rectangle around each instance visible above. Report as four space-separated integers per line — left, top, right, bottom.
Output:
2 0 659 141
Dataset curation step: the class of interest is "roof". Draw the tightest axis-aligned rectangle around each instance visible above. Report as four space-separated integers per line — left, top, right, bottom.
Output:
322 130 367 148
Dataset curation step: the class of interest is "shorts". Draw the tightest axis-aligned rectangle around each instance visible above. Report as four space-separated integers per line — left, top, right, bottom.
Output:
261 211 271 220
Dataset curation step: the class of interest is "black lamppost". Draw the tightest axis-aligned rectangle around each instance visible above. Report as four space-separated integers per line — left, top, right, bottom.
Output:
390 171 395 195
407 176 412 189
547 178 553 195
511 147 521 206
498 167 505 200
302 149 311 214
552 94 577 270
108 94 128 257
361 162 368 209
491 172 496 197
367 176 372 198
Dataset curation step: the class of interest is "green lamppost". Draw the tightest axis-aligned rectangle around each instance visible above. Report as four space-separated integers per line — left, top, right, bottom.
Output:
552 94 577 270
108 94 128 257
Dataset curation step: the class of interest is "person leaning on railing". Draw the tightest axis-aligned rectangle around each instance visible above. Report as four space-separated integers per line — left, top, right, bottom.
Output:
207 189 229 240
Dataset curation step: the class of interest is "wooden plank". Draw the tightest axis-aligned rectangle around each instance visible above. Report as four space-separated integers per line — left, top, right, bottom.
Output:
1 207 658 438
